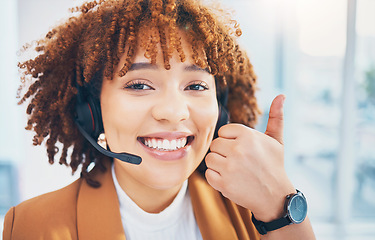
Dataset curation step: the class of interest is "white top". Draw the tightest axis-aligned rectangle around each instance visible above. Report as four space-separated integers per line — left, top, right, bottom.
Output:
112 165 203 240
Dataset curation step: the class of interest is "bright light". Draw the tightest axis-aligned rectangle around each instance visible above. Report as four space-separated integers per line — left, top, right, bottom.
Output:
297 0 347 57
357 0 375 37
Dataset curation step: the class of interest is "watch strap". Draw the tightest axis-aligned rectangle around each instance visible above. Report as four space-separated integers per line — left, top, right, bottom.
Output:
251 213 291 235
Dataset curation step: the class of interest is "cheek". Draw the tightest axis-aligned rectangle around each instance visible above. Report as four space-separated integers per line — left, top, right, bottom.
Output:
102 100 140 131
100 89 150 151
192 98 219 144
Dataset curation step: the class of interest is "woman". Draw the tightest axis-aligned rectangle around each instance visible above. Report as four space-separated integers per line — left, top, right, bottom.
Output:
3 0 315 239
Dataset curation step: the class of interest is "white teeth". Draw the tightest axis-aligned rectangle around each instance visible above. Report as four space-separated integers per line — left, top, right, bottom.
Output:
162 139 170 149
143 137 189 151
170 139 177 149
157 139 163 149
151 138 157 148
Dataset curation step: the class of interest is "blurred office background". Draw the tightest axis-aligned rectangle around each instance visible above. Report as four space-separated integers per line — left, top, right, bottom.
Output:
0 0 374 239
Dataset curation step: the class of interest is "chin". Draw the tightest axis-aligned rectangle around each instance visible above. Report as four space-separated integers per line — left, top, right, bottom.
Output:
141 158 197 189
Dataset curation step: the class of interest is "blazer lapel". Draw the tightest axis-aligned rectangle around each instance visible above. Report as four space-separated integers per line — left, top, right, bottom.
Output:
77 160 126 240
76 163 249 240
189 172 239 240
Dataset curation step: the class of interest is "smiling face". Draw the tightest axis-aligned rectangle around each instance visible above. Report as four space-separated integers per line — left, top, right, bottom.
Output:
100 38 219 196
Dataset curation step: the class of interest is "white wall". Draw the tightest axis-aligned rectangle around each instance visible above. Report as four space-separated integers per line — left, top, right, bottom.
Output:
10 0 87 203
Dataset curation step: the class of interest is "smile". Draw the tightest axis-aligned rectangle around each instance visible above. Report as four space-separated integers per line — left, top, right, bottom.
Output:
138 136 194 152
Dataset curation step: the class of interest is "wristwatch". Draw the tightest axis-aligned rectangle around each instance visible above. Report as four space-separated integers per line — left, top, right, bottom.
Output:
251 190 308 235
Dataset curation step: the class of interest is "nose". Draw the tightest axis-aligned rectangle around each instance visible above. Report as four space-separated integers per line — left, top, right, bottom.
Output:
151 90 189 124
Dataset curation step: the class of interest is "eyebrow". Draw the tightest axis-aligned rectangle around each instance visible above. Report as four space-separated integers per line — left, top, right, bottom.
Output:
184 64 210 74
128 62 210 74
128 62 158 71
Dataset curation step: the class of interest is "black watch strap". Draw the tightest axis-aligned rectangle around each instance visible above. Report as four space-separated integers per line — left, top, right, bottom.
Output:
251 213 291 235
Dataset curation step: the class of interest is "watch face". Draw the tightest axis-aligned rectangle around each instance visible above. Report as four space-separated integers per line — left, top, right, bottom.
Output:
288 194 307 224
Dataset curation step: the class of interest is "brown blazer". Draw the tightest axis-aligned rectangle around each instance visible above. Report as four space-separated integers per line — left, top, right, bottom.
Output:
3 161 260 240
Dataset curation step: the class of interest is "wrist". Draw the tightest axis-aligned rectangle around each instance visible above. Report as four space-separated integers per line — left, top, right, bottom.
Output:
252 188 297 222
251 189 308 235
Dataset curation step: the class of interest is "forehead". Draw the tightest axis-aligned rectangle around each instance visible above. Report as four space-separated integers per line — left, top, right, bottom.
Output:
109 20 216 82
118 29 207 74
136 28 195 61
127 62 210 75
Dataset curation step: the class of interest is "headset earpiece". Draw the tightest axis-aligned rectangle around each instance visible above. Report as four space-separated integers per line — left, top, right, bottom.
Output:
213 85 230 139
75 84 103 139
74 75 142 164
214 103 229 138
86 95 104 139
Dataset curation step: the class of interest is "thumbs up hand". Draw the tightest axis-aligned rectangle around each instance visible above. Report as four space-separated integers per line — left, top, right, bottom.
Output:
205 94 296 222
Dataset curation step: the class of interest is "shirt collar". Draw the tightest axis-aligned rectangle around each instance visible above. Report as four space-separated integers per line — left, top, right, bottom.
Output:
112 163 189 231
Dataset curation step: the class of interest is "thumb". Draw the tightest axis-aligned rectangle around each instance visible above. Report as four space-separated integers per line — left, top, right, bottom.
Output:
265 94 285 144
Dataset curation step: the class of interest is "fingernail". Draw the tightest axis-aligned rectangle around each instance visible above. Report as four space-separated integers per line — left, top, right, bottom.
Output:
281 95 286 105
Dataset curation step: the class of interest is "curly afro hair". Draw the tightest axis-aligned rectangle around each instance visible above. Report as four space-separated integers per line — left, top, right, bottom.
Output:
18 0 261 187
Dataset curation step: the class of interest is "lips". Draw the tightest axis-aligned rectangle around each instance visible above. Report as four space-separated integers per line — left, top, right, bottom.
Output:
138 136 194 152
137 132 195 161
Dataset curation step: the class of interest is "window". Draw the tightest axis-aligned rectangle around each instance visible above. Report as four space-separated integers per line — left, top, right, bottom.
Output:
222 0 375 239
353 0 375 220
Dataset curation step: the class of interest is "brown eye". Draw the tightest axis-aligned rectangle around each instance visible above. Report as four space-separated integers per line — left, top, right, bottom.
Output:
126 83 152 90
185 82 209 91
123 80 154 90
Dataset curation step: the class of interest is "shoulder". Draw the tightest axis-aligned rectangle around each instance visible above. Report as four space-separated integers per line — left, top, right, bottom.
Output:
15 177 83 216
3 178 83 240
189 172 260 240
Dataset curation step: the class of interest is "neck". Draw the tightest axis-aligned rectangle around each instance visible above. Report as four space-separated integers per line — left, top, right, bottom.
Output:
113 162 182 213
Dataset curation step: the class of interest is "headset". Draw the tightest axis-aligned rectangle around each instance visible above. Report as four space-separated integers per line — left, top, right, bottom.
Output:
214 86 230 138
75 76 229 165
